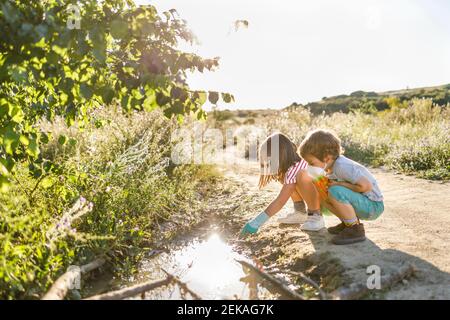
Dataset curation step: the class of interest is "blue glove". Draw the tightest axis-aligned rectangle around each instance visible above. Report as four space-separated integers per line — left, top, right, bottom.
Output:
241 222 259 236
240 211 270 236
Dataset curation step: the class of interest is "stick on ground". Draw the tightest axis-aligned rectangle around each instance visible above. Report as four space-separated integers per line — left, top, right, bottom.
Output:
277 270 327 300
84 269 202 300
84 277 174 300
42 258 106 300
161 268 202 300
236 259 305 300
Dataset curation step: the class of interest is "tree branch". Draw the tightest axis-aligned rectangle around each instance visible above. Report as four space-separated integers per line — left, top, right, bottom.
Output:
272 269 327 300
84 277 174 300
236 259 305 300
42 258 106 300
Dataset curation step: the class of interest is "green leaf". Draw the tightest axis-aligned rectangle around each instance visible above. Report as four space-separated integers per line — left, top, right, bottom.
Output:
0 156 14 172
40 132 50 144
9 106 25 123
0 175 10 193
195 91 207 106
26 139 39 158
143 89 157 112
68 138 77 146
156 91 170 107
41 177 54 189
19 135 29 146
35 24 48 39
80 83 94 100
2 128 20 155
196 109 206 120
208 91 219 104
11 68 27 83
121 95 130 109
110 19 129 39
94 119 106 128
171 86 183 100
222 93 234 103
101 87 115 105
1 2 19 24
0 99 10 118
0 161 9 176
58 135 67 145
93 47 106 64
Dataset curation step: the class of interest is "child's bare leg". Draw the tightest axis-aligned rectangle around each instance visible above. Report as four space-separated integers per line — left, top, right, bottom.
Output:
296 171 320 211
290 189 302 202
296 171 324 231
291 189 306 212
324 196 358 221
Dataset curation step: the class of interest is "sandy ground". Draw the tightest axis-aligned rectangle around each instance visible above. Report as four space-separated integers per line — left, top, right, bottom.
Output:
214 150 450 299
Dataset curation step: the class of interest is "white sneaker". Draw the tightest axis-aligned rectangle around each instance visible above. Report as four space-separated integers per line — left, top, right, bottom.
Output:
277 212 306 224
301 215 325 231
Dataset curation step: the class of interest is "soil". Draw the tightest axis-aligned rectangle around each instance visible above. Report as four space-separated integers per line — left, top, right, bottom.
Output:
212 150 450 299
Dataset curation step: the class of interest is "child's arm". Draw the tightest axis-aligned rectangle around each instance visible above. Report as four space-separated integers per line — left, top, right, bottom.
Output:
264 183 296 216
241 184 295 236
329 177 372 193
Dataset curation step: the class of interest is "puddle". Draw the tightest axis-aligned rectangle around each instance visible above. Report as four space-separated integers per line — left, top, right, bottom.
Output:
131 232 282 300
85 225 299 300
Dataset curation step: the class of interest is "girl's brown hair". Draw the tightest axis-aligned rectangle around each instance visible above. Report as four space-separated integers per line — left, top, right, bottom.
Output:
258 133 301 188
298 129 343 161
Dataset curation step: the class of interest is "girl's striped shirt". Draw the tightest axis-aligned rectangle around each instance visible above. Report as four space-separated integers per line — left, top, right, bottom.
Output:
284 159 308 185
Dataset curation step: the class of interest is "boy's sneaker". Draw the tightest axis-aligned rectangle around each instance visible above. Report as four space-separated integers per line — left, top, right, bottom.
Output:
327 222 346 234
331 224 366 245
277 212 305 224
301 215 325 231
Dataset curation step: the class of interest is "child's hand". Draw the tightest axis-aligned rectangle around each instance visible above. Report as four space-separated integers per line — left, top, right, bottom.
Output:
330 177 372 193
328 180 347 187
239 211 270 237
240 222 259 237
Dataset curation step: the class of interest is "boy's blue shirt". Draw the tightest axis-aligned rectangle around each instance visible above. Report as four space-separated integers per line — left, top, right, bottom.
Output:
327 155 384 202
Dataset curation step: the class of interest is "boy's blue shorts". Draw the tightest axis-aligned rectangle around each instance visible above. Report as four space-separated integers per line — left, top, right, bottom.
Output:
328 185 384 220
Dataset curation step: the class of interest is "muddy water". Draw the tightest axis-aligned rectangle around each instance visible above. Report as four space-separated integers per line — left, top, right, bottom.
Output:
84 222 296 300
131 231 280 300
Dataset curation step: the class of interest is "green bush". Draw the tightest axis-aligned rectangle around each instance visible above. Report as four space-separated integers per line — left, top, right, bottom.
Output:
0 109 219 299
339 136 389 167
262 99 449 180
295 85 450 115
212 109 235 122
388 142 450 180
327 100 449 179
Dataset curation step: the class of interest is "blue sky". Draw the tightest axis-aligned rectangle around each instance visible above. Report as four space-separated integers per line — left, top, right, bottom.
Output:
139 0 450 109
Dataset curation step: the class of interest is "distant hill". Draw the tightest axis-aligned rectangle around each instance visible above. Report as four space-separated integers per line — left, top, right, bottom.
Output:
286 84 450 115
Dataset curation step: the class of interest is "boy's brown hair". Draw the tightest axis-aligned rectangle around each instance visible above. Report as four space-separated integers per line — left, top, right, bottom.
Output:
299 129 343 161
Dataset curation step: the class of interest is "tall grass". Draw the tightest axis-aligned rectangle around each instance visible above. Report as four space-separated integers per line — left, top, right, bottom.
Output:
320 99 450 179
0 108 220 299
224 98 449 180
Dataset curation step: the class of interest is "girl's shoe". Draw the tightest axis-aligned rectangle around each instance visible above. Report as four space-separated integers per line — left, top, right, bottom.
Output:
277 212 306 224
301 215 325 231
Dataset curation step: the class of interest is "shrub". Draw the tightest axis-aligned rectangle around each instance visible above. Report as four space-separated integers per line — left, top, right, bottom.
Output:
388 141 450 179
0 109 220 299
381 98 443 125
250 98 449 180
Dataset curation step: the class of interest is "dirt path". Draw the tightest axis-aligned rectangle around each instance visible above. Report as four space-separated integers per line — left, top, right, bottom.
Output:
215 150 450 299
